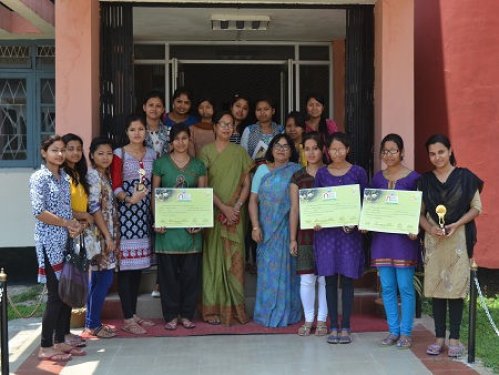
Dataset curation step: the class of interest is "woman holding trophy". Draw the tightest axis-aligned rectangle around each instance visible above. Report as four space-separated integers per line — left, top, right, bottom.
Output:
418 134 483 358
112 114 157 334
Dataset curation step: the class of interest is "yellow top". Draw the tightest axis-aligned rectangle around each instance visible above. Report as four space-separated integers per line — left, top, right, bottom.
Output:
70 178 88 212
296 143 307 167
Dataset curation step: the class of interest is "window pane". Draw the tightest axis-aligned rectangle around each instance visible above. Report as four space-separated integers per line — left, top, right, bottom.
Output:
134 44 165 60
299 65 330 116
299 46 330 61
170 45 294 60
36 46 55 69
40 79 55 143
133 65 165 112
0 45 31 69
0 78 28 160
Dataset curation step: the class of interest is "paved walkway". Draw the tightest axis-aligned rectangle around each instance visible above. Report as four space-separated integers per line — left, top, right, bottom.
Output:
4 316 493 375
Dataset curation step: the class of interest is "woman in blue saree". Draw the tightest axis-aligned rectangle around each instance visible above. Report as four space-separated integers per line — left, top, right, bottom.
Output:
249 134 302 327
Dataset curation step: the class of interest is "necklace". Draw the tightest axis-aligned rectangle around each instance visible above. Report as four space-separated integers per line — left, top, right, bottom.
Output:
171 153 190 168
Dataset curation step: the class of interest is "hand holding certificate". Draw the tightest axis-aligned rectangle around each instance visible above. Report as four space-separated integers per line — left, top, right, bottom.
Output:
298 184 361 230
155 188 214 228
358 188 422 234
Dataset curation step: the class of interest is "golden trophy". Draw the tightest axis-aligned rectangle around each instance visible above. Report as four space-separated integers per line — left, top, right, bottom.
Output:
136 168 146 192
435 204 447 232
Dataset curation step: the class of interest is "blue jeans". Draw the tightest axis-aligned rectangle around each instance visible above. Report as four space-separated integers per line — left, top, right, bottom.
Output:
85 269 114 329
378 266 415 337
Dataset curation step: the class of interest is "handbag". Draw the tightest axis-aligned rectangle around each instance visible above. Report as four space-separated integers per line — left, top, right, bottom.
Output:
58 234 90 308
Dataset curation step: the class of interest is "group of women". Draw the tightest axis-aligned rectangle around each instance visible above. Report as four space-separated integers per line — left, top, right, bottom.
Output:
30 87 482 362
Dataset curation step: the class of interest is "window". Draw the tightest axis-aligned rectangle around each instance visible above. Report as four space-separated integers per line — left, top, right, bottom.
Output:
0 42 55 167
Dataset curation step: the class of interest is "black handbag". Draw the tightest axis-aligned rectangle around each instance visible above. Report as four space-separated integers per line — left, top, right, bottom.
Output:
58 235 90 308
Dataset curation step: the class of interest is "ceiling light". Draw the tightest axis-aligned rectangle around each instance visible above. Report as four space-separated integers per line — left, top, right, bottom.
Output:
211 14 270 31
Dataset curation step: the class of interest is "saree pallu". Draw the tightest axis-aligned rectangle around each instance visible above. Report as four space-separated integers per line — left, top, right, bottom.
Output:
253 162 302 327
200 143 253 325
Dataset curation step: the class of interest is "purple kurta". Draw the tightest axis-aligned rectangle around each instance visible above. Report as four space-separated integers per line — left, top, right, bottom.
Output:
370 171 421 268
313 165 367 279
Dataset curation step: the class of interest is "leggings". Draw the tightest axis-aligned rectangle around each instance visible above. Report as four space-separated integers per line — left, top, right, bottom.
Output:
325 274 354 330
432 298 464 340
40 252 72 347
300 274 328 322
118 270 142 319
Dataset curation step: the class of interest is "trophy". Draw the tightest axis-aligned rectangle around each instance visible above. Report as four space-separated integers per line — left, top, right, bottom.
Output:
435 204 447 233
136 167 146 192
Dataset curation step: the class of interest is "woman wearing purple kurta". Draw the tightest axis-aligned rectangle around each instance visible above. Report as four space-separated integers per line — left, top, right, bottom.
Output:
370 134 420 349
314 132 367 344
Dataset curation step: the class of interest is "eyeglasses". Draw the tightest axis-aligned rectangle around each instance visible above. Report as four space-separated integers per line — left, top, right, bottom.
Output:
217 121 234 129
381 149 399 156
329 148 346 154
274 143 291 151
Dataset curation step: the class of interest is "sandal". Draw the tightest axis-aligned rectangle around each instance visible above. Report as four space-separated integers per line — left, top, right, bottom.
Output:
164 318 178 331
448 343 465 358
338 329 352 344
315 321 328 337
122 320 146 335
133 315 156 327
380 333 399 346
327 329 339 344
207 316 221 325
298 322 313 336
38 351 72 362
396 335 412 349
426 342 445 356
180 318 196 329
64 333 86 347
85 325 117 338
54 343 86 356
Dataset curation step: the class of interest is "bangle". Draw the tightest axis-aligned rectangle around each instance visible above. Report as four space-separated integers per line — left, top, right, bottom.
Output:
252 227 260 231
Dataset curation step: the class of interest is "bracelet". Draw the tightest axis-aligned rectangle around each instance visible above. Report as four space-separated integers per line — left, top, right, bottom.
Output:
252 227 260 231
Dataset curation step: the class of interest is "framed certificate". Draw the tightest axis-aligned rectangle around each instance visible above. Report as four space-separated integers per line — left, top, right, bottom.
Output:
298 184 361 230
358 188 422 234
154 188 214 228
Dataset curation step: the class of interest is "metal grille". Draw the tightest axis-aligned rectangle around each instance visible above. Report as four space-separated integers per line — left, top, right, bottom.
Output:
0 79 28 160
0 45 31 68
40 79 56 143
345 6 375 176
100 3 134 146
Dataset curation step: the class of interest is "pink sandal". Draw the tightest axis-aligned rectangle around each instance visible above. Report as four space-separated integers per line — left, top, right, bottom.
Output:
448 343 465 357
426 342 445 355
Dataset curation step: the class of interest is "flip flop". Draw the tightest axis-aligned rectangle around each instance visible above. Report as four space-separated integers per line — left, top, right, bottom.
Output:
54 343 87 356
180 318 196 329
164 318 178 331
85 325 117 338
65 333 86 347
38 352 72 362
207 316 221 325
134 315 156 327
122 322 146 335
426 342 445 355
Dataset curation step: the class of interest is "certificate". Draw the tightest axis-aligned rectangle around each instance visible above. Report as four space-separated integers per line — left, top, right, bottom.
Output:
358 188 422 234
299 184 361 230
154 188 214 228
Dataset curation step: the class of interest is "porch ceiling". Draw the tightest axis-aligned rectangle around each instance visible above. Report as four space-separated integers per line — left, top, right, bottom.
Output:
133 7 346 41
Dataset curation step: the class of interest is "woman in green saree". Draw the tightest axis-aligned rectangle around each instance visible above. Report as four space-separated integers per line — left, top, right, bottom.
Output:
200 111 254 325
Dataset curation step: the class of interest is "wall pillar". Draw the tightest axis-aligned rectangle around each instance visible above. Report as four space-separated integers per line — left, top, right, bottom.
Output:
55 0 100 150
374 0 414 170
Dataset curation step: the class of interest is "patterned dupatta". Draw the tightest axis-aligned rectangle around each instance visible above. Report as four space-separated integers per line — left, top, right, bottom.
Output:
258 162 301 243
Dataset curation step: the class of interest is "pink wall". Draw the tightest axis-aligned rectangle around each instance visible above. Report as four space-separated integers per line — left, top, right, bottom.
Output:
415 0 499 268
374 0 415 171
55 0 100 153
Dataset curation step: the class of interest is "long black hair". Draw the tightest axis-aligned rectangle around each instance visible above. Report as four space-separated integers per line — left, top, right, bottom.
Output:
425 134 457 166
62 133 90 195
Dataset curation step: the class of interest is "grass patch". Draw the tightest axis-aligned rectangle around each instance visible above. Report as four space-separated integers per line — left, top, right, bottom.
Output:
7 285 45 320
422 295 499 373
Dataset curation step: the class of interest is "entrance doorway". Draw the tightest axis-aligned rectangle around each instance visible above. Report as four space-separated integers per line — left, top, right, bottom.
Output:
133 42 331 124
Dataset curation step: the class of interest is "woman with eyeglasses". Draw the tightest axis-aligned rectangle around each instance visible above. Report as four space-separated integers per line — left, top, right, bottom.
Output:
313 132 367 344
200 112 254 325
249 134 302 327
418 134 483 358
369 134 420 349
